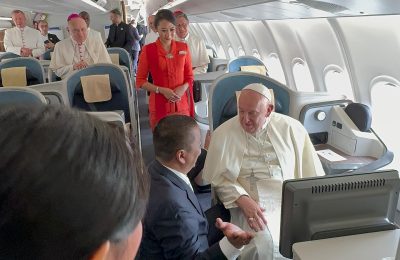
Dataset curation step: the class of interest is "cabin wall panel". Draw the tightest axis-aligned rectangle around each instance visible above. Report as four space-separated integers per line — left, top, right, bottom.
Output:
333 15 400 104
198 23 227 59
212 22 242 59
290 18 348 92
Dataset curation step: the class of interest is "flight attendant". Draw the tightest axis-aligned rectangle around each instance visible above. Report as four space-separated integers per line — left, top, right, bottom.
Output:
136 9 194 129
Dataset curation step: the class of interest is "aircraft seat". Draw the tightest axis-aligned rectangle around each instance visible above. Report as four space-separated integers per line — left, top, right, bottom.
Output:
0 57 45 87
107 47 133 76
30 81 68 105
0 87 47 105
65 63 132 123
0 52 20 62
41 49 53 60
227 55 266 73
208 71 292 131
300 101 393 174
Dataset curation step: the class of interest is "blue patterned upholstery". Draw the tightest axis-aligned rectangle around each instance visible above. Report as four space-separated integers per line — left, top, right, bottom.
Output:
65 63 131 122
0 52 20 62
209 72 291 130
227 55 266 72
0 87 47 105
107 47 133 75
0 57 45 86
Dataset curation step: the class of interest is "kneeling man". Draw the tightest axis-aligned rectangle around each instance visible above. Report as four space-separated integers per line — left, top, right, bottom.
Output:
138 115 253 259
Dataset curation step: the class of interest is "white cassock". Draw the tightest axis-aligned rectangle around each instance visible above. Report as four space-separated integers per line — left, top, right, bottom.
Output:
177 33 210 74
203 113 325 260
88 28 103 42
4 26 45 57
49 36 111 79
144 30 158 45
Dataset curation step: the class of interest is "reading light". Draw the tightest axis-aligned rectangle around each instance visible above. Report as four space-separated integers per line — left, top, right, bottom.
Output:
80 0 108 12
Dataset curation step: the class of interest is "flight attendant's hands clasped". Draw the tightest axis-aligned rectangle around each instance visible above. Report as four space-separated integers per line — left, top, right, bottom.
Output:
236 195 267 232
160 83 188 102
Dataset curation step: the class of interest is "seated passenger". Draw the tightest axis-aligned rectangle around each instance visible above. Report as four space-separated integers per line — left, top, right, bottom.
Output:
37 20 60 50
174 11 210 74
0 105 147 259
4 10 45 58
138 115 254 260
49 14 111 79
203 83 325 259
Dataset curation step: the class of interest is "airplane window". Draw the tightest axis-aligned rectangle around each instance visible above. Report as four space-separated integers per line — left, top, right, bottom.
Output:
371 80 400 171
292 60 314 91
324 67 354 100
238 47 245 56
217 45 226 59
265 54 286 84
228 46 235 59
252 49 261 59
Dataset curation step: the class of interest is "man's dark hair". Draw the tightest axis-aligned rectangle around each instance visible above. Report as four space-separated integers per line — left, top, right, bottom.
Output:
154 9 176 28
79 11 90 26
153 115 198 162
110 8 122 16
0 105 148 259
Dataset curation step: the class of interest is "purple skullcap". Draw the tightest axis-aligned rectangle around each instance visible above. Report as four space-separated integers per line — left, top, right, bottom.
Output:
67 13 80 22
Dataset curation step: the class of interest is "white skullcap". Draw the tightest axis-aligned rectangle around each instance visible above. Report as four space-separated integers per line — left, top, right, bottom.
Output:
242 83 271 101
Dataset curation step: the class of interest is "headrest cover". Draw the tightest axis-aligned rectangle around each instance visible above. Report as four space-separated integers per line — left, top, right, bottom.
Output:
1 67 27 87
242 83 271 102
80 74 112 103
67 13 80 22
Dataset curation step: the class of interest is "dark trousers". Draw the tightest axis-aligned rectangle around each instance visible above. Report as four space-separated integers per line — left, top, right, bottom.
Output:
132 50 139 73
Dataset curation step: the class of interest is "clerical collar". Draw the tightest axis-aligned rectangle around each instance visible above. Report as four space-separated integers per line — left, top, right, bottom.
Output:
162 163 194 192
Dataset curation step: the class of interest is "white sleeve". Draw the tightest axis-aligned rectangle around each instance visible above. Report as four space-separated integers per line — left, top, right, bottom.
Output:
219 236 243 260
4 30 21 55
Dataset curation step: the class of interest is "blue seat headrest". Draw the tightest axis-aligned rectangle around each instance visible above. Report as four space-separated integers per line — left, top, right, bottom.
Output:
344 103 372 132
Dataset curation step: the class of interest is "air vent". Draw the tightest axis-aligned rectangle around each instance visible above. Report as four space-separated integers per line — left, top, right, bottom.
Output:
312 179 386 194
289 0 349 13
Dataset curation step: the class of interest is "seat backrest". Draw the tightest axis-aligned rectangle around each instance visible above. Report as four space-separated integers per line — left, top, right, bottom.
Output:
0 52 20 62
65 63 131 122
344 102 372 132
0 87 47 105
41 49 53 60
209 71 291 131
107 47 133 75
227 55 265 72
0 57 45 86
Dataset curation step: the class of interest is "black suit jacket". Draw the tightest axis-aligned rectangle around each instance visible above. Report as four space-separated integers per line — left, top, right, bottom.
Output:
138 160 226 260
105 22 134 53
47 33 60 44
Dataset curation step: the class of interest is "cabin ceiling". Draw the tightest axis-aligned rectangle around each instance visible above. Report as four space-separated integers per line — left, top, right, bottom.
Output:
146 0 400 22
1 0 400 22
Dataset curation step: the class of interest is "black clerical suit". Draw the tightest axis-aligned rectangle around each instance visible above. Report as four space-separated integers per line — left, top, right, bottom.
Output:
105 22 134 54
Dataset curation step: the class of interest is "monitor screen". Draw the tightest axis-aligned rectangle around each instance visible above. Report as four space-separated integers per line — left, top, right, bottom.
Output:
279 170 400 258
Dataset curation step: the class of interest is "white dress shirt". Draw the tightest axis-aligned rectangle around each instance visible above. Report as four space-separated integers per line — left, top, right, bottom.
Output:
4 26 45 57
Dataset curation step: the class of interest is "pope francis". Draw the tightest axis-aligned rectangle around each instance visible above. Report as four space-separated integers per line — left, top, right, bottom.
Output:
203 83 325 259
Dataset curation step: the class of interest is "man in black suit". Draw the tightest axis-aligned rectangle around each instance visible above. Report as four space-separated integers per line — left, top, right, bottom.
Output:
105 9 134 54
37 20 60 50
138 115 253 260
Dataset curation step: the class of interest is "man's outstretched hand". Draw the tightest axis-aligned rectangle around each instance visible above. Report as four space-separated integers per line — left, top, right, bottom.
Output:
215 218 254 249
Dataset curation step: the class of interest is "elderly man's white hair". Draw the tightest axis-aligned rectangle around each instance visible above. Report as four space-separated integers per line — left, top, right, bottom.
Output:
242 83 272 102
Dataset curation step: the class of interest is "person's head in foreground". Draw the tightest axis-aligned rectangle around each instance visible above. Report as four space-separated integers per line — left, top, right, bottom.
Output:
0 105 148 259
238 83 274 134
